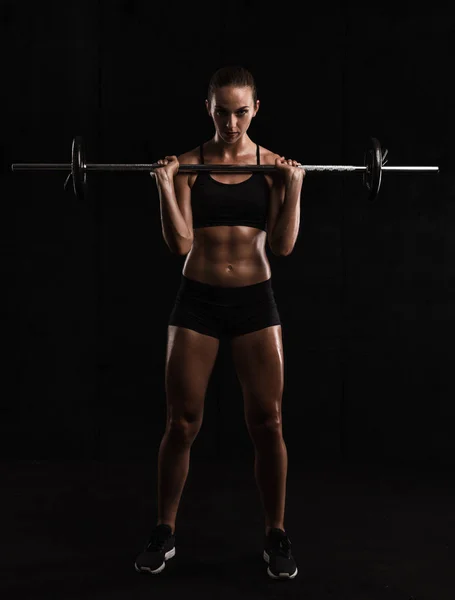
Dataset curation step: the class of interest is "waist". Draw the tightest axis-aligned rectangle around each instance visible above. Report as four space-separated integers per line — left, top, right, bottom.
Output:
183 250 271 287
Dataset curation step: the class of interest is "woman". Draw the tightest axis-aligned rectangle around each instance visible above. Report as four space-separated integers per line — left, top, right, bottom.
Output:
135 65 304 580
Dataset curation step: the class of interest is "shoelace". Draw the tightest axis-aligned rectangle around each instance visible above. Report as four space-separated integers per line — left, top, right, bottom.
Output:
271 536 292 558
145 531 170 552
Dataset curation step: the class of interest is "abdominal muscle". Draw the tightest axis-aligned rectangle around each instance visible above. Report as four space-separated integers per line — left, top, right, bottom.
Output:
182 225 272 287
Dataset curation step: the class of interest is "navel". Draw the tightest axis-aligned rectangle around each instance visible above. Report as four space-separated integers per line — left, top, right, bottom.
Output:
226 264 233 272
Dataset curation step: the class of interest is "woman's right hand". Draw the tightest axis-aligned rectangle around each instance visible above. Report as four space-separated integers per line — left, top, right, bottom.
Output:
150 155 179 182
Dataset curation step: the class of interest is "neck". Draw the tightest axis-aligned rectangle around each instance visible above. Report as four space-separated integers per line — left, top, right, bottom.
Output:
210 135 255 161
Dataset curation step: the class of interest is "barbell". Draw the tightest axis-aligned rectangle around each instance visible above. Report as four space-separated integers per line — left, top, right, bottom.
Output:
11 136 439 202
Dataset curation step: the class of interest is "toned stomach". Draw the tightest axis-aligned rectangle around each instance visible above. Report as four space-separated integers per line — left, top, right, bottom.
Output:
182 226 272 287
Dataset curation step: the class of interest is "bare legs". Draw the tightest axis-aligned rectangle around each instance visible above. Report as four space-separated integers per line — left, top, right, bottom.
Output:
230 325 287 536
156 326 220 535
251 425 288 535
155 424 288 537
156 324 289 538
156 427 195 535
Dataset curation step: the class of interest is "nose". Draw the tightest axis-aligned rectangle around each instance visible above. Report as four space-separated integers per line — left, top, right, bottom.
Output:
226 115 237 130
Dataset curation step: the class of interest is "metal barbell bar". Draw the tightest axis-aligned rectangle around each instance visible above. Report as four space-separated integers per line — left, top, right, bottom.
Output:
11 136 439 202
14 163 375 171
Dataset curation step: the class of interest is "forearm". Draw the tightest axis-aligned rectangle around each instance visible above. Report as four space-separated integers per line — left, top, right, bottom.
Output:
157 179 193 254
270 175 303 256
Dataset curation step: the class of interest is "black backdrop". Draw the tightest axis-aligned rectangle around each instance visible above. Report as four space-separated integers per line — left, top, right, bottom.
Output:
2 1 454 466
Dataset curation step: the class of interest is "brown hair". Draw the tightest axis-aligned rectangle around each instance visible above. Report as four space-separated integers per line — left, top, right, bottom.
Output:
207 65 258 104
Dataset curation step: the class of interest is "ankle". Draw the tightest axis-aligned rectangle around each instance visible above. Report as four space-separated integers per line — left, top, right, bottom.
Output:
157 522 175 535
266 525 285 536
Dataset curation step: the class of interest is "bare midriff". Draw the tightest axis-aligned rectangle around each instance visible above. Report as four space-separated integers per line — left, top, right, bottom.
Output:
183 225 271 287
182 172 273 288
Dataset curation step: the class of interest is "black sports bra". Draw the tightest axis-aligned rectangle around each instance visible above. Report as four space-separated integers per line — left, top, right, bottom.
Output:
190 144 270 231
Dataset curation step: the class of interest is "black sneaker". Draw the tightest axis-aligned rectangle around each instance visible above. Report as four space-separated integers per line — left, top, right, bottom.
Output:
134 524 176 575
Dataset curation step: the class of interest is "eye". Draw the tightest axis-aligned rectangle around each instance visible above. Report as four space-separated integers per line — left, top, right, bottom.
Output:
215 109 249 117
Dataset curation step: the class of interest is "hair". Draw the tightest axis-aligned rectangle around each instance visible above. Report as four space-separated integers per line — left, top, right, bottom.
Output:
207 65 258 105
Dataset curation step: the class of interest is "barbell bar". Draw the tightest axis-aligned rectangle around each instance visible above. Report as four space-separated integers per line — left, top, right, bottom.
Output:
11 136 439 203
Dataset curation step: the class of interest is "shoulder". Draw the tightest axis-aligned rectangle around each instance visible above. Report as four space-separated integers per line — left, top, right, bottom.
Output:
177 145 203 164
175 145 204 187
258 146 281 165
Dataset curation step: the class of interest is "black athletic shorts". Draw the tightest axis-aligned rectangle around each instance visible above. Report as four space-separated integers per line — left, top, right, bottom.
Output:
168 275 282 340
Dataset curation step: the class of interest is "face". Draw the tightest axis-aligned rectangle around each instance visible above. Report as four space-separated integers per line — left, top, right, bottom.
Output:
206 85 259 144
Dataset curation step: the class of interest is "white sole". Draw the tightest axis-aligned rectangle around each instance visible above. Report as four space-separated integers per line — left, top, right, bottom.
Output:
134 546 176 575
263 550 298 579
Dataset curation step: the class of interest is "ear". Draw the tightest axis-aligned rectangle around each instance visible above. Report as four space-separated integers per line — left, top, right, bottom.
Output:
205 99 210 116
253 99 260 117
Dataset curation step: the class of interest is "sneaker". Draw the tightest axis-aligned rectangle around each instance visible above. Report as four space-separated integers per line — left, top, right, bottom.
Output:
263 528 298 579
134 524 176 575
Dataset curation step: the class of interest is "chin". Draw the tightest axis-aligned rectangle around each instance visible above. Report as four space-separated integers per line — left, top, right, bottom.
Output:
223 135 240 143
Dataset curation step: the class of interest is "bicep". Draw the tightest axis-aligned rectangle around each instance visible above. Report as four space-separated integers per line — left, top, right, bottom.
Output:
174 172 194 237
267 175 285 252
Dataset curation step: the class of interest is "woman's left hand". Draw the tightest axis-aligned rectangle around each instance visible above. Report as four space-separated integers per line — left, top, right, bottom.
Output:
275 156 306 180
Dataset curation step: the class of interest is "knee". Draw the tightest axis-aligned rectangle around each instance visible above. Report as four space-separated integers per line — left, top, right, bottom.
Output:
167 417 202 444
247 414 282 441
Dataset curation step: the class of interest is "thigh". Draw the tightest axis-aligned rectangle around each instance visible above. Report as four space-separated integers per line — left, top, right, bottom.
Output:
230 325 284 427
165 326 220 425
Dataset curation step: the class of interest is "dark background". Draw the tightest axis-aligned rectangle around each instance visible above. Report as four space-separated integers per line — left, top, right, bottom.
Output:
2 0 454 467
